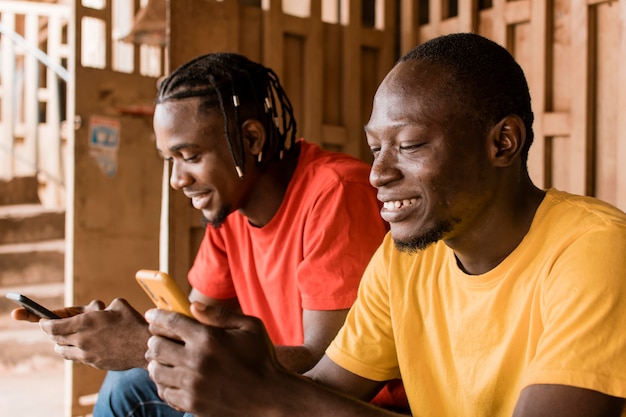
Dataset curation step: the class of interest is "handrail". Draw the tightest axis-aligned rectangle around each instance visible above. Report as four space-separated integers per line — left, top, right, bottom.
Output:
0 3 70 205
0 140 65 186
0 22 70 82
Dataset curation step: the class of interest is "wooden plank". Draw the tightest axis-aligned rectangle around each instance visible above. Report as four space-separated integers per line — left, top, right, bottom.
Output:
322 22 342 130
303 0 323 144
439 17 460 34
568 1 592 195
378 0 397 82
594 1 620 205
40 13 64 207
587 0 615 4
0 1 69 17
321 124 347 145
238 5 262 60
169 0 240 68
527 0 549 188
504 0 531 24
0 12 16 178
283 14 309 36
616 0 626 211
263 0 285 78
399 0 416 54
430 0 442 35
542 112 570 137
283 34 306 143
340 0 362 157
362 27 386 47
20 13 39 177
490 0 507 46
459 0 478 33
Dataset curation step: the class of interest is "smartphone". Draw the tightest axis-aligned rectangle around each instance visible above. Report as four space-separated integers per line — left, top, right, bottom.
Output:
5 292 61 319
135 270 192 317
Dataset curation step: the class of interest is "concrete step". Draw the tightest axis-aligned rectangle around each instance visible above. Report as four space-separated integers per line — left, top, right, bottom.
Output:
0 240 65 287
0 176 40 205
0 282 65 316
0 204 65 245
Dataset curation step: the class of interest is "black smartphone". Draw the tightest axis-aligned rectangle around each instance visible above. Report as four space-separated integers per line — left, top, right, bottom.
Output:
5 292 61 319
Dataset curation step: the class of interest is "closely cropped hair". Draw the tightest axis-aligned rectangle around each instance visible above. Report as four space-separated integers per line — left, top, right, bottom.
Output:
401 33 535 164
156 53 297 178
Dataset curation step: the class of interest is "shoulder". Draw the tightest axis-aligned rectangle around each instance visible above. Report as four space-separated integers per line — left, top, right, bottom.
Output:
535 189 626 239
296 140 373 187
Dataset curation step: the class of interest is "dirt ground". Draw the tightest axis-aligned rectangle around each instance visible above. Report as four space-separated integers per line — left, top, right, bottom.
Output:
0 314 66 416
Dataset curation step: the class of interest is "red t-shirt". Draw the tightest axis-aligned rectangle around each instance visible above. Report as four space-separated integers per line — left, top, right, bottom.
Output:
188 140 388 345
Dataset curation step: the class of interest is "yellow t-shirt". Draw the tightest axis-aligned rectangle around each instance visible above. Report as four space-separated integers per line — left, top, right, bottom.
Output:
327 189 626 416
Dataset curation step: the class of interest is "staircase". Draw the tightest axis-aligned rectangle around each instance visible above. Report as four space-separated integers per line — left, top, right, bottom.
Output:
0 175 66 415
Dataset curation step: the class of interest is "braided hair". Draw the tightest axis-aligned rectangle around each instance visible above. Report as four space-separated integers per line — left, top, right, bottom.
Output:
156 53 297 178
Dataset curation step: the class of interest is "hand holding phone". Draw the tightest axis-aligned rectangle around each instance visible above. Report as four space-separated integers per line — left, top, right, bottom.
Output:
6 292 61 319
135 270 192 317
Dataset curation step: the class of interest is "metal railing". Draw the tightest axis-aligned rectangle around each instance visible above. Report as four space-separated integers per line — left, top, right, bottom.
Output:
0 1 70 208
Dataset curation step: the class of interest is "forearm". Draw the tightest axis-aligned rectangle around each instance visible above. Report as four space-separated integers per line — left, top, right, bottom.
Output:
275 309 351 373
275 345 319 374
252 371 407 417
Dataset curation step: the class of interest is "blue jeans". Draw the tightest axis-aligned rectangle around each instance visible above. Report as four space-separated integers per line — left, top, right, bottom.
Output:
93 368 194 417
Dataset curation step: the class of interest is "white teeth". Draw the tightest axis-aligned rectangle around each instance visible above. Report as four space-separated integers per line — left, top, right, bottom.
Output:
383 198 417 210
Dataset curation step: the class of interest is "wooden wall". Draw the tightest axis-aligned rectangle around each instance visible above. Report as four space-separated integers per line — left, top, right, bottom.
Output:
400 0 626 212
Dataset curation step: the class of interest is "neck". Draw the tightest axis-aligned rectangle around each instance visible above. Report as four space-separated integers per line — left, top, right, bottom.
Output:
450 179 545 275
241 142 302 227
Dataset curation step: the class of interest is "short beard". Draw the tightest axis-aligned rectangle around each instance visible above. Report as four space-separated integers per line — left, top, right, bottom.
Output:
393 220 453 254
201 205 231 229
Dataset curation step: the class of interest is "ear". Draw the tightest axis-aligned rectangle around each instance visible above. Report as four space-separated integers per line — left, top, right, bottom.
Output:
240 119 266 157
489 115 526 167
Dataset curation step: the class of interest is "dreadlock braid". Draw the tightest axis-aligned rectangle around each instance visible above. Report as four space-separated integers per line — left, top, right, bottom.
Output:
156 53 298 178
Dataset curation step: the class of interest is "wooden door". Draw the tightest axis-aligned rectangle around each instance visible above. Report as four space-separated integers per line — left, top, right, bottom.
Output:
69 0 165 414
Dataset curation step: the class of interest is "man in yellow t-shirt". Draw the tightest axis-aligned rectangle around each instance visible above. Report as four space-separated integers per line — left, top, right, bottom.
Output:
326 188 626 416
142 33 626 417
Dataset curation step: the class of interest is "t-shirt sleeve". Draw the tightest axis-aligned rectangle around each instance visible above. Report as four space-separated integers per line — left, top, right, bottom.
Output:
297 180 387 311
326 235 401 382
523 222 626 397
187 226 237 300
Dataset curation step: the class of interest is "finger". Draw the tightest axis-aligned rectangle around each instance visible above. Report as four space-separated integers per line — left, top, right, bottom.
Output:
53 343 87 363
145 334 186 366
40 312 84 336
11 308 41 322
55 306 85 318
161 386 185 413
145 309 195 342
147 360 187 411
85 299 106 312
106 298 133 312
147 357 176 386
191 303 262 333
